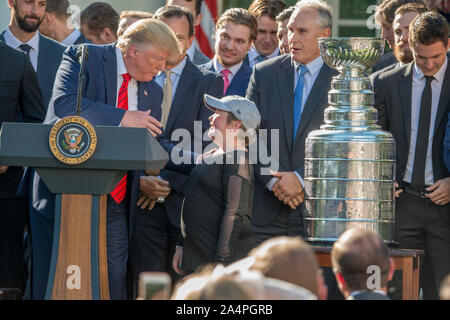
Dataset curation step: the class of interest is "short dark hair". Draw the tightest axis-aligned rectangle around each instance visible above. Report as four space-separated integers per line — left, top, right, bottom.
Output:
216 8 258 41
409 11 449 48
166 0 203 17
275 6 295 23
45 0 70 20
395 2 428 16
331 229 391 292
379 0 427 23
154 5 195 38
119 10 153 21
248 0 288 21
80 2 120 36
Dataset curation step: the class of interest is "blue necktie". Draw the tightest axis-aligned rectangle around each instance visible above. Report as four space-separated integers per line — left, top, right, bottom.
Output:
293 65 308 140
18 44 32 55
256 54 267 63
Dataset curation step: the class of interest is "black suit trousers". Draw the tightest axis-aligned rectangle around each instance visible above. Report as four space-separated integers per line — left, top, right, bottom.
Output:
395 191 450 299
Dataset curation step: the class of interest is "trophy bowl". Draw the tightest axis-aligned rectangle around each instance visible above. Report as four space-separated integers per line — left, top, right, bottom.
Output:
318 37 385 72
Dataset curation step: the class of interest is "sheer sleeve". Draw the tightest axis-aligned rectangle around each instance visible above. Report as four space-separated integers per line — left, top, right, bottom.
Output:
215 160 253 262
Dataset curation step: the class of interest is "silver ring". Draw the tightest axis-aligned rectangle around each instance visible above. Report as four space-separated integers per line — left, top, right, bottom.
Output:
437 200 441 204
157 196 165 203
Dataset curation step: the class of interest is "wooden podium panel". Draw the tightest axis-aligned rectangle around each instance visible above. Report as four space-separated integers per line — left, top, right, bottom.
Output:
46 194 109 300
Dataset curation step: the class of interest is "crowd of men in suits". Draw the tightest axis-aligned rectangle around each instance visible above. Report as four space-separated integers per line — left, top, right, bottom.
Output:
0 0 449 301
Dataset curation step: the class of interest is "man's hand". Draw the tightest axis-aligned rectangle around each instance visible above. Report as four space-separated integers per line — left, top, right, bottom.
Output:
395 182 403 198
137 192 157 210
0 165 8 175
121 110 163 137
139 176 171 200
172 246 184 276
145 169 161 176
426 177 450 206
272 171 304 207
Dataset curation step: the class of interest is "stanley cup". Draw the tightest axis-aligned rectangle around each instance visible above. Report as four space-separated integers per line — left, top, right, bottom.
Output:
304 37 396 246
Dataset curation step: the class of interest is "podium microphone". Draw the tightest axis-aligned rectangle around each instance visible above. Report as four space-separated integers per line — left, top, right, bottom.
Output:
76 45 89 116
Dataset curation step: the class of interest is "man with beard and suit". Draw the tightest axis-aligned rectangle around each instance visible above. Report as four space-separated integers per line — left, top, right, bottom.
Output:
371 3 429 89
26 19 181 300
39 0 89 46
374 11 450 300
166 0 210 65
200 8 257 97
0 41 45 298
331 229 395 300
1 0 66 110
129 6 223 296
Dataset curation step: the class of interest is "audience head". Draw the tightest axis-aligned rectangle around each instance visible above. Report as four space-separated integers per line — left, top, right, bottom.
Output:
376 0 427 49
409 11 449 76
117 18 181 82
117 10 153 38
276 6 295 55
440 274 450 300
80 2 119 44
166 0 203 27
39 0 72 40
288 0 332 65
249 0 287 57
154 5 195 67
393 3 429 64
214 8 257 68
8 0 46 34
331 228 395 299
247 236 327 300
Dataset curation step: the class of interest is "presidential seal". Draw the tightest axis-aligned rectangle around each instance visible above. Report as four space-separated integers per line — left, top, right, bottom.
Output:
49 116 97 165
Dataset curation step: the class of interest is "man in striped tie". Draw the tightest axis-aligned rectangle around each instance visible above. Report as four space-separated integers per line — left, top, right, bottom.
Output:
35 19 181 300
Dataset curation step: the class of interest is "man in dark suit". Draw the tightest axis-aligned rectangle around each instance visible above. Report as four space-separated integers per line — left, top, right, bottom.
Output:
374 11 450 299
39 0 90 46
331 228 394 301
166 0 210 65
129 6 223 295
24 19 181 300
201 8 256 97
445 114 450 172
1 0 66 110
246 0 337 244
0 41 45 297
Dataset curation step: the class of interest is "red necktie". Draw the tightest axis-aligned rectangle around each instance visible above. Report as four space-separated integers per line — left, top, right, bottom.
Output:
221 69 231 95
111 73 131 204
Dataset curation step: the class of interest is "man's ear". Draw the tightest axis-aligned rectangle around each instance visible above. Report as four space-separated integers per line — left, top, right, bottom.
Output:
101 27 118 43
334 271 346 292
194 13 203 27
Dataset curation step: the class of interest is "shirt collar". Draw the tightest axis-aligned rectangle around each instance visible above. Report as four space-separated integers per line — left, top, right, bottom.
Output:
414 57 448 83
186 42 196 62
116 46 127 76
294 55 324 76
213 56 243 76
61 29 81 46
169 56 187 76
248 45 279 62
5 26 40 51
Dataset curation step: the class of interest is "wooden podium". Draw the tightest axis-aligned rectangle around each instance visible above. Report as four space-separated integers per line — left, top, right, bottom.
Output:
0 123 168 300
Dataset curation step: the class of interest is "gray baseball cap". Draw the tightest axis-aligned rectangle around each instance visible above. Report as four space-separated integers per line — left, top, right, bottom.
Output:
203 94 261 131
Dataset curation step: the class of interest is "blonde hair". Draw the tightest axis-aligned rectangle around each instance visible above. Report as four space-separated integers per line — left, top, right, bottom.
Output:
117 18 181 62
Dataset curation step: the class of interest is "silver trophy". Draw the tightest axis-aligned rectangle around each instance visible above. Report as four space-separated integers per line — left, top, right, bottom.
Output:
304 37 396 246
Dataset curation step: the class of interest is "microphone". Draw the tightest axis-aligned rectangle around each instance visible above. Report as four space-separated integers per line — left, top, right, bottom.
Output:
76 45 89 116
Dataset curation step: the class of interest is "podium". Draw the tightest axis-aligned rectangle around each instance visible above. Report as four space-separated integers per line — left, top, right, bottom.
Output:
0 122 169 300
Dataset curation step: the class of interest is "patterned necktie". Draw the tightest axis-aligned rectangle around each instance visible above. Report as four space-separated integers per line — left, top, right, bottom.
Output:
411 75 434 188
111 73 132 204
161 70 173 128
256 54 267 63
293 65 308 141
221 69 231 95
18 44 32 55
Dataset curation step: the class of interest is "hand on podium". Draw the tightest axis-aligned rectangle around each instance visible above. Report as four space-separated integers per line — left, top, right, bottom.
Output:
121 110 162 137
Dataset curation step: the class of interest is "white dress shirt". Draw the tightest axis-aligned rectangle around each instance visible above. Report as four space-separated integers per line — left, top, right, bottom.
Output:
212 57 243 83
403 57 448 185
115 46 138 111
61 29 81 46
266 55 324 191
247 45 279 68
154 56 187 99
4 27 39 71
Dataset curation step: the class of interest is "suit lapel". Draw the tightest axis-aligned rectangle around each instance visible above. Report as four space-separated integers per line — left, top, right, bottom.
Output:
276 56 295 150
227 62 251 96
102 45 117 107
165 60 197 132
293 64 333 144
36 35 48 79
434 62 450 135
400 63 413 145
137 80 163 120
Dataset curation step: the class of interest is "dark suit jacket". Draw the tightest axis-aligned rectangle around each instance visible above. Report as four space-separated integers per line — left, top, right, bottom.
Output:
347 291 391 300
370 62 400 91
374 62 450 183
193 47 210 65
201 60 252 97
0 41 45 198
0 32 65 110
445 113 450 172
23 44 163 219
129 58 224 231
372 51 397 72
246 55 338 227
